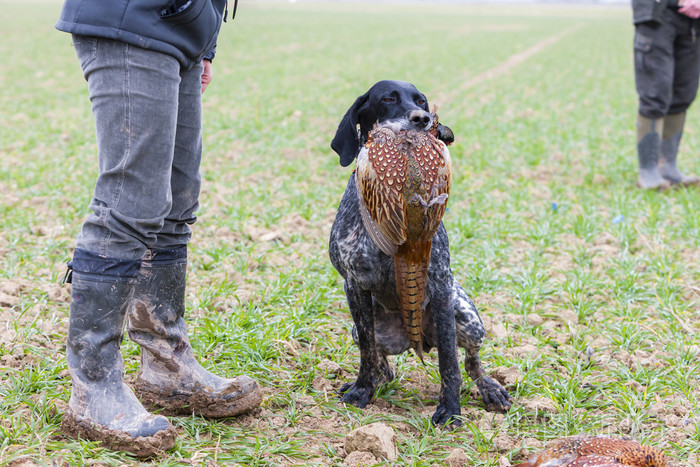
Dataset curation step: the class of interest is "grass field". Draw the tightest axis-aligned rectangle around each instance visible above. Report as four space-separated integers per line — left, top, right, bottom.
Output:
1 0 699 465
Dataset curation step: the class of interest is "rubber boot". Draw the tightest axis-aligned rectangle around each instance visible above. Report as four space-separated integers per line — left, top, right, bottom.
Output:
62 271 177 457
659 112 700 186
127 248 263 418
636 114 671 190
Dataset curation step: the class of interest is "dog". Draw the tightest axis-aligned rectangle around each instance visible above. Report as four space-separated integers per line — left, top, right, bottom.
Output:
328 80 512 427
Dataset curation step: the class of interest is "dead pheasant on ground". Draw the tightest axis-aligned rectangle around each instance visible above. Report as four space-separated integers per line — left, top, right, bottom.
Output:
354 111 451 361
516 436 670 467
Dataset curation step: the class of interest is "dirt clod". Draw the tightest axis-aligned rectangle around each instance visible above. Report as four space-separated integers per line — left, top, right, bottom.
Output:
344 450 378 466
445 448 469 466
490 366 524 389
522 396 558 414
344 422 398 461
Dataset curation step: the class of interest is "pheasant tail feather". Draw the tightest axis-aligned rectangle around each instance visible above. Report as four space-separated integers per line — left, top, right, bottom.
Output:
394 253 429 363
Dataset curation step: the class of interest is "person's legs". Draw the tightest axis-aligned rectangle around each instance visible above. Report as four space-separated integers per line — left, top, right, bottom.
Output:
62 256 176 457
636 115 670 189
63 35 184 454
667 15 700 116
660 111 700 184
128 247 264 417
634 18 675 189
75 36 181 259
127 62 263 418
660 16 700 185
156 61 204 250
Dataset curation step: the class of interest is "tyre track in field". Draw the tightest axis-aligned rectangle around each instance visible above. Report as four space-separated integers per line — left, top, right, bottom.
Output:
432 25 580 105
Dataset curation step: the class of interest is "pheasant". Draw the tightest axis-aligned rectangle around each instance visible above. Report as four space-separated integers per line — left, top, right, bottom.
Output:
354 110 452 361
516 436 669 467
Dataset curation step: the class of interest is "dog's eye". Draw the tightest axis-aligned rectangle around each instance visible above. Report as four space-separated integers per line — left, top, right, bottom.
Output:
382 97 396 103
416 98 426 106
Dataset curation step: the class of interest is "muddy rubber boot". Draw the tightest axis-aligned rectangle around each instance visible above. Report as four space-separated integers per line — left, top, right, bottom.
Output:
62 270 177 457
636 114 671 190
659 112 700 186
127 248 263 418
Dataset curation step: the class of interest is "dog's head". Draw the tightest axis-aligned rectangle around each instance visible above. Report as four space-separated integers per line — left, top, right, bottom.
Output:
331 80 454 167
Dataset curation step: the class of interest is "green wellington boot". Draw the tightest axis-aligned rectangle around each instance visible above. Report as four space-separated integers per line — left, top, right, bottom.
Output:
659 112 700 186
127 248 263 418
636 114 671 190
62 272 177 457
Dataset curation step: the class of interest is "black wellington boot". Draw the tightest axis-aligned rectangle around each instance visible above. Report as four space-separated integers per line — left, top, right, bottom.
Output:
636 114 671 190
659 112 700 186
62 271 177 457
127 248 263 418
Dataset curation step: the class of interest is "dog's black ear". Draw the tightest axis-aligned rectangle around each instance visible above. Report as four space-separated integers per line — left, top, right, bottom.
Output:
331 91 370 167
436 124 454 146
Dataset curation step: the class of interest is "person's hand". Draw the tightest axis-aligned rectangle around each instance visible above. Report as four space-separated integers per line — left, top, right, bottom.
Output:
679 0 700 19
201 59 213 94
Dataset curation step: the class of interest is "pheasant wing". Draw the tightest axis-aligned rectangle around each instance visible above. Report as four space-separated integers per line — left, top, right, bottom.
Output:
355 128 408 255
418 134 451 242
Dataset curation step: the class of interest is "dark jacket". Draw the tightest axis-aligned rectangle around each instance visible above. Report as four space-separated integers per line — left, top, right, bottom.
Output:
56 0 227 69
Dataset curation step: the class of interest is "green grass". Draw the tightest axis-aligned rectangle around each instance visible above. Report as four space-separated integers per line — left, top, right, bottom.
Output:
1 1 699 465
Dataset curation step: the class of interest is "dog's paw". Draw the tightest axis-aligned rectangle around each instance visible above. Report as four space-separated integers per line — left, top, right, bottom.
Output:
477 375 513 413
431 403 462 428
339 381 374 408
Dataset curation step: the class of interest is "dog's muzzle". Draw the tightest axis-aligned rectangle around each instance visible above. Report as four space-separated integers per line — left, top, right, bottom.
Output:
377 111 434 133
408 109 432 131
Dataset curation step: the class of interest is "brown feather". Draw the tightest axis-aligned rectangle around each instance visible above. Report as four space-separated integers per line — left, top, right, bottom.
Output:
355 121 451 361
515 436 669 467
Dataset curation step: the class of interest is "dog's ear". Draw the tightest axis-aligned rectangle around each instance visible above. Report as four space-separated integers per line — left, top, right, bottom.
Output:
331 91 370 167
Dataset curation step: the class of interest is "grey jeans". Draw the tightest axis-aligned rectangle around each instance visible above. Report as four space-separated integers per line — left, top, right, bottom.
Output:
72 35 203 263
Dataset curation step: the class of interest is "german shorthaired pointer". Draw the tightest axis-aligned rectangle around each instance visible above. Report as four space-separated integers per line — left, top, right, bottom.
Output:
328 80 512 427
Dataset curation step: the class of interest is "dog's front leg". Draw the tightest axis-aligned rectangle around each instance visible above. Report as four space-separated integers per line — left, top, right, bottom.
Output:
339 280 380 408
431 296 463 427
